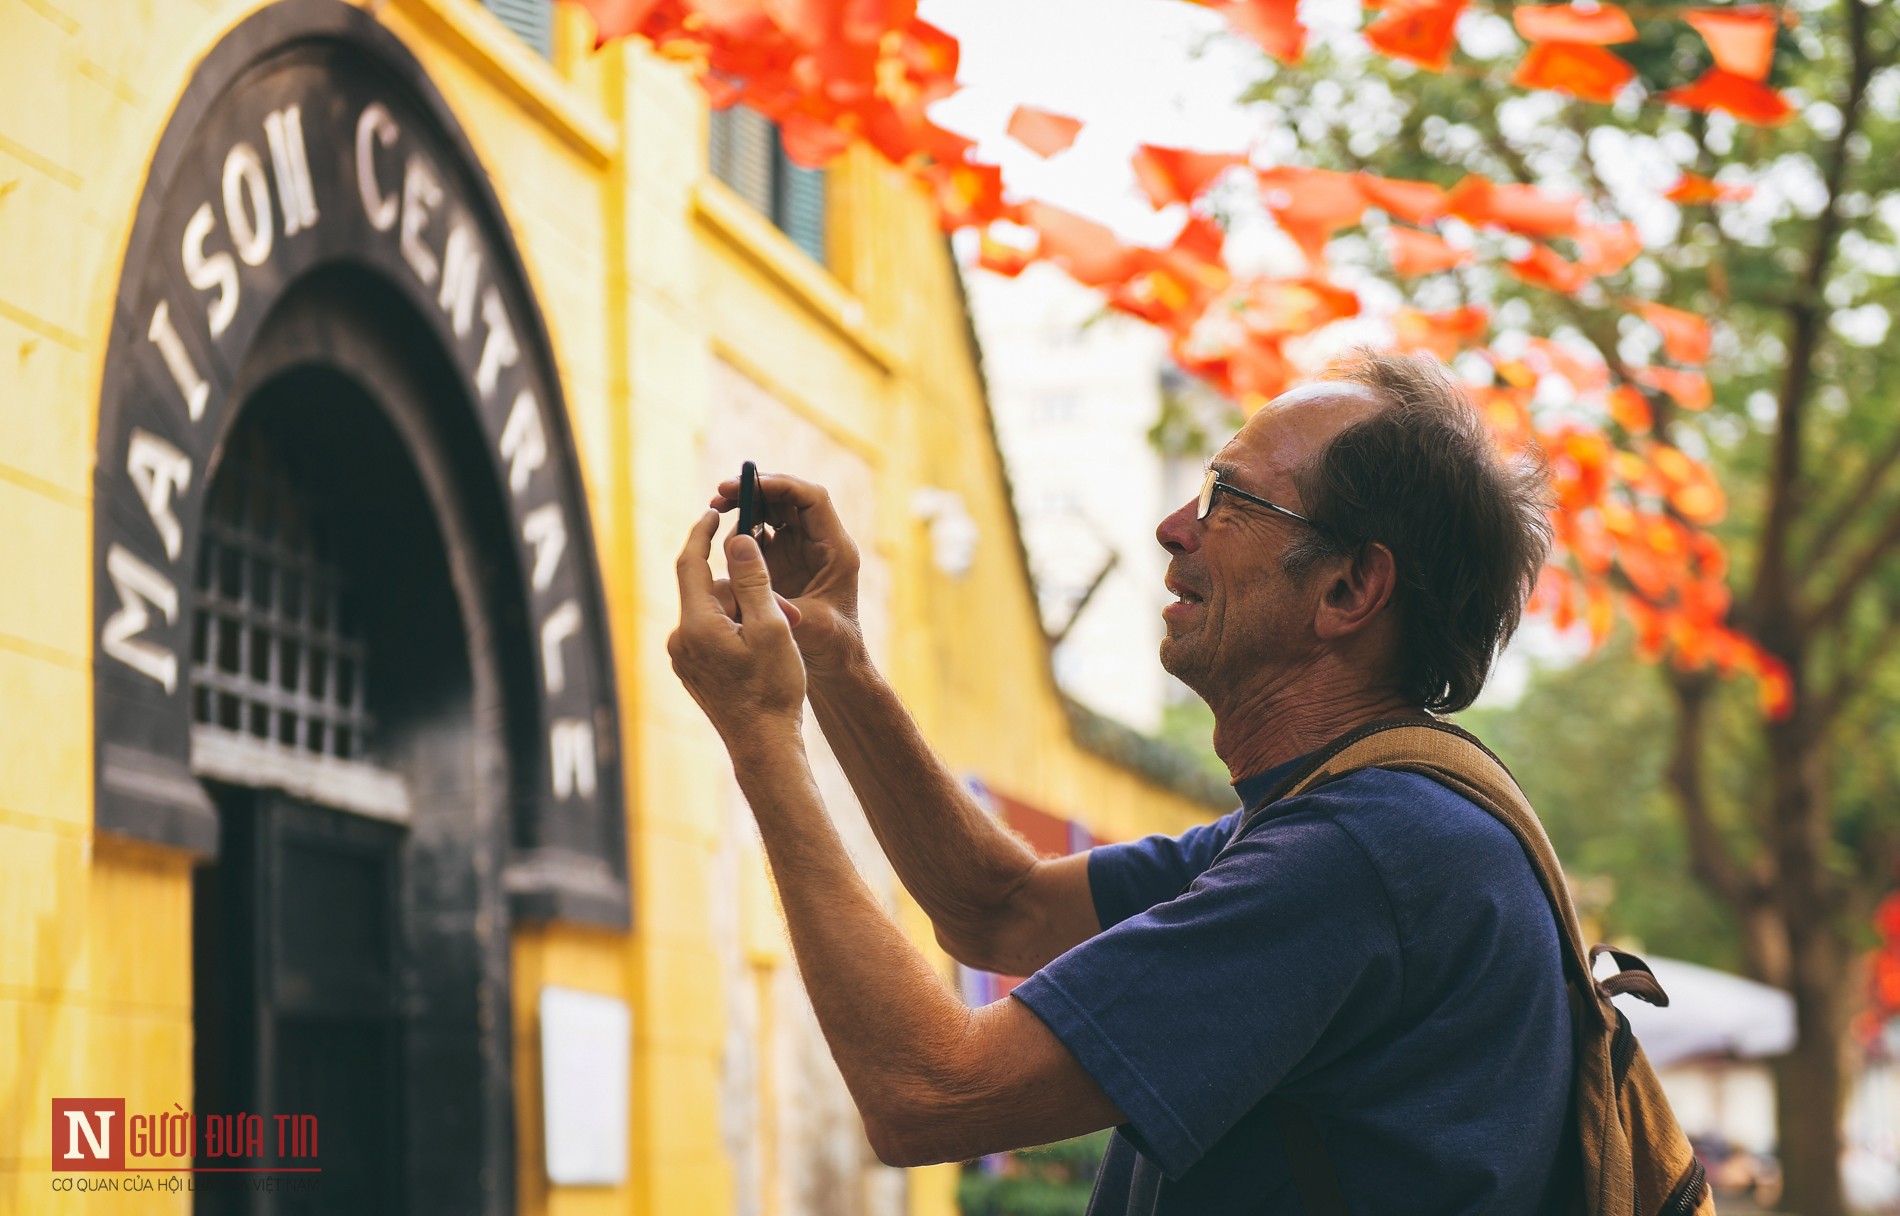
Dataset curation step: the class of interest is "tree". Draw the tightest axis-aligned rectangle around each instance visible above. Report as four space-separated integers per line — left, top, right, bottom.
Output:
1243 5 1898 1211
1458 628 1745 974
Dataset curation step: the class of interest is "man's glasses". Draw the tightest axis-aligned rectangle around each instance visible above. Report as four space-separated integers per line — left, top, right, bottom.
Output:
1196 467 1321 530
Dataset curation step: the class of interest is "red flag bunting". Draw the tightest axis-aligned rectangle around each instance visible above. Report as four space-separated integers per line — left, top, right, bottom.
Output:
1387 225 1471 276
1132 145 1250 209
1684 7 1779 81
1364 0 1467 72
1513 42 1635 104
1512 3 1637 46
1006 106 1083 158
1661 68 1794 126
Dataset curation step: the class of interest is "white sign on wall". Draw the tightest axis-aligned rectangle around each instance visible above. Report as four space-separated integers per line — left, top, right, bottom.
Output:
539 986 631 1186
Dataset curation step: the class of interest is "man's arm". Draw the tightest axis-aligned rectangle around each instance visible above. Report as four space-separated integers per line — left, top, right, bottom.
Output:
808 654 1100 976
669 517 1126 1164
709 471 1100 975
732 723 1124 1166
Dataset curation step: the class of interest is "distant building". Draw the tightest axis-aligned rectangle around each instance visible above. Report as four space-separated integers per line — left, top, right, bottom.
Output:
967 263 1238 734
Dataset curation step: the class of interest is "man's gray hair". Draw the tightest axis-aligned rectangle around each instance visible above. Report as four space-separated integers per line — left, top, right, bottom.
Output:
1281 348 1555 714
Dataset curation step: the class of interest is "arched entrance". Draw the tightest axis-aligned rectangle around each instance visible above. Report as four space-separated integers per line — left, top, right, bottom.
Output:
190 269 526 1213
89 4 629 1210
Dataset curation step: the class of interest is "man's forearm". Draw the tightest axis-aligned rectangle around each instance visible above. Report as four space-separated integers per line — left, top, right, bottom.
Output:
727 730 974 1134
806 651 1041 949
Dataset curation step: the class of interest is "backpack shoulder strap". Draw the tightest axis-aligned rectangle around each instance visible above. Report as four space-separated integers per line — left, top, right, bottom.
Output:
1279 719 1607 1029
1264 719 1709 1215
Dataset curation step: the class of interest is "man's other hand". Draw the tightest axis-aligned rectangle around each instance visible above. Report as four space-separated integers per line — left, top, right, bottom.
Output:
669 510 807 746
711 471 865 682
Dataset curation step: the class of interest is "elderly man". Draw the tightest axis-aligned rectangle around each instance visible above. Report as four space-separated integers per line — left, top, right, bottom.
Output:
669 350 1572 1214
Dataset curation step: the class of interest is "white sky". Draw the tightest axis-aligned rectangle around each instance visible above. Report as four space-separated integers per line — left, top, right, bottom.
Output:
916 0 1604 695
918 0 1262 246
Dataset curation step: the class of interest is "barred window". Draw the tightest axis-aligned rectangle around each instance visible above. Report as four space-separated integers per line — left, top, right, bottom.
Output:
192 428 372 763
709 105 828 265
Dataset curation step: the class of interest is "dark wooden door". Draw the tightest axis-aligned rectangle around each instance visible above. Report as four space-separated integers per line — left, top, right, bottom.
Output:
195 790 403 1215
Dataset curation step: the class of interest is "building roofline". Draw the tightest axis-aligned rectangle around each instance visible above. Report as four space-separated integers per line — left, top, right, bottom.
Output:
947 245 1233 814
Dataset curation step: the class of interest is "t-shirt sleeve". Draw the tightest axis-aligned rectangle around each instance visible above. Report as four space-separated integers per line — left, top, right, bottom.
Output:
1087 807 1244 930
1014 808 1403 1180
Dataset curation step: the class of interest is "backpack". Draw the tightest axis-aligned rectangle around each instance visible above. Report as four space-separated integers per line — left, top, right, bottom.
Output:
1242 717 1714 1216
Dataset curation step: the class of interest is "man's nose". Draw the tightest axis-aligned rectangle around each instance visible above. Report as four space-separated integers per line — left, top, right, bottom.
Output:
1156 499 1201 556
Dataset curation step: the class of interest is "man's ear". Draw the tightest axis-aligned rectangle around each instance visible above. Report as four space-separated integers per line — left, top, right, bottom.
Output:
1314 541 1398 640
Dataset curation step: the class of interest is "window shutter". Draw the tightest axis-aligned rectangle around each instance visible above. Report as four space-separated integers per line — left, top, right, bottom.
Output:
710 107 776 215
775 138 828 266
482 0 553 58
709 106 828 266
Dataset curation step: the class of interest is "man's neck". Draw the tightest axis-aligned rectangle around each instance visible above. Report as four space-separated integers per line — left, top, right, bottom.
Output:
1211 680 1427 783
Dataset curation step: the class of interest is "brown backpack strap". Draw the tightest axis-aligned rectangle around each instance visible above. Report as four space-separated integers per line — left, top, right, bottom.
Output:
1280 719 1612 1030
1261 718 1680 1215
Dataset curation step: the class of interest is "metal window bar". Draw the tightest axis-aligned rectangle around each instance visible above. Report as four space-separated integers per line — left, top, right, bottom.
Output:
191 431 373 763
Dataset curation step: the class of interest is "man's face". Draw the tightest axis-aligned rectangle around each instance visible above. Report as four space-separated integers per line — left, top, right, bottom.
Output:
1155 383 1384 699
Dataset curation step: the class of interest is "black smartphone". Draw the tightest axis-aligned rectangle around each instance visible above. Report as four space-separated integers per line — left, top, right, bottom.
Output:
737 461 764 539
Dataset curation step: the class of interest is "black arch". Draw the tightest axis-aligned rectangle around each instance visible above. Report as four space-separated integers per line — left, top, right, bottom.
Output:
92 0 627 927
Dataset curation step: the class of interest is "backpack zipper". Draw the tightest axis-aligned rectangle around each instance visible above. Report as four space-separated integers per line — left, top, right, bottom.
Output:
1659 1157 1707 1216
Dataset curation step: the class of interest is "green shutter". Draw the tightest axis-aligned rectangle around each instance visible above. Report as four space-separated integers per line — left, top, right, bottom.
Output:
482 0 552 58
710 107 776 215
709 106 828 266
774 136 827 266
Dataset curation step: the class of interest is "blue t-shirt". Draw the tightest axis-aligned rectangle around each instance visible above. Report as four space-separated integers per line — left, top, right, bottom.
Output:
1011 751 1575 1215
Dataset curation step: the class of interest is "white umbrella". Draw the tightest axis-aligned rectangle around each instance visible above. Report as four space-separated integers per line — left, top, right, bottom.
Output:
1602 954 1796 1068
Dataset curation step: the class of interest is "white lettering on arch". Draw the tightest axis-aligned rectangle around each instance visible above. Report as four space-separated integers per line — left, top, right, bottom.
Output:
475 286 518 398
499 389 547 495
540 598 581 695
221 143 273 267
356 103 400 231
437 221 482 337
522 502 567 593
181 203 239 338
126 429 192 561
101 544 180 692
399 154 443 285
263 105 320 235
147 300 209 421
550 718 597 800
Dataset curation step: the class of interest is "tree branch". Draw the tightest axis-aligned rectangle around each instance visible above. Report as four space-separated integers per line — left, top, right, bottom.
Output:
1472 115 1687 438
1750 0 1876 635
1801 496 1900 639
1798 418 1900 585
1564 102 1617 211
1815 606 1900 728
1662 666 1759 915
1686 111 1742 305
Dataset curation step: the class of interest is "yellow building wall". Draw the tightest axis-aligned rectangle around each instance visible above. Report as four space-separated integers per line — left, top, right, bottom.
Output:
0 2 1227 1215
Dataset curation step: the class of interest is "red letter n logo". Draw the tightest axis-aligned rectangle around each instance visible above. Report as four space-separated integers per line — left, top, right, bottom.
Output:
51 1099 124 1171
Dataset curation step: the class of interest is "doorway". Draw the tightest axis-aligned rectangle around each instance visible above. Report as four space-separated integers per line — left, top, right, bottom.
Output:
190 273 525 1215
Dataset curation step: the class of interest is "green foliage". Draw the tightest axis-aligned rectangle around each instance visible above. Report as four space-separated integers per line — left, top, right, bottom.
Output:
957 1132 1111 1216
1154 693 1228 785
1457 629 1744 971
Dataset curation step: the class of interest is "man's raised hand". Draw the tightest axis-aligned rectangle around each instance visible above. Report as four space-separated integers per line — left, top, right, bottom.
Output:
669 510 807 749
710 471 865 683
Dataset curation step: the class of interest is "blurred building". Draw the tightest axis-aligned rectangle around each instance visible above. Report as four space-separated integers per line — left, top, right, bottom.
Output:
0 2 1229 1214
966 263 1238 735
